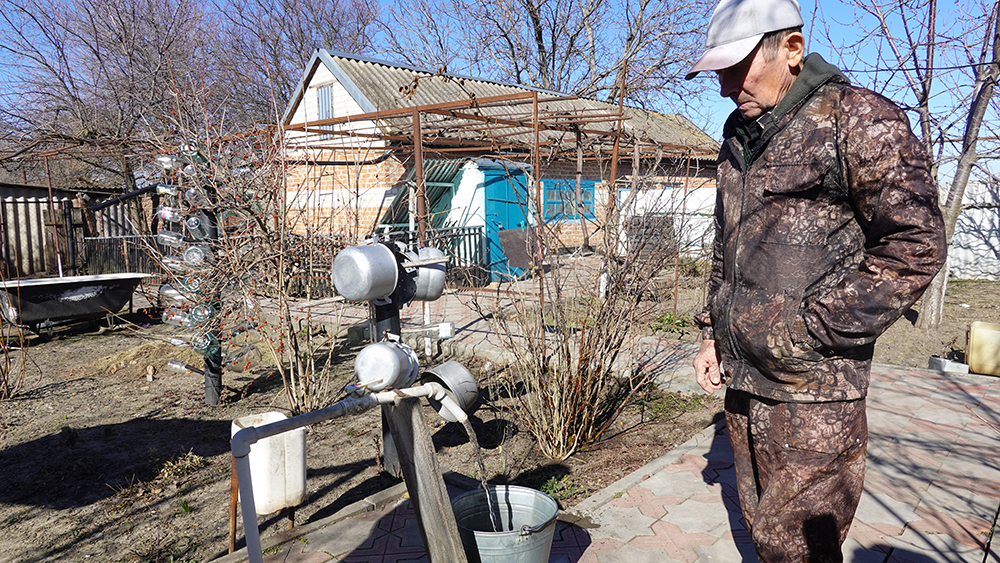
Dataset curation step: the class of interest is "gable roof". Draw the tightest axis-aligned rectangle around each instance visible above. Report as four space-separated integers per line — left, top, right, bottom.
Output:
283 50 719 158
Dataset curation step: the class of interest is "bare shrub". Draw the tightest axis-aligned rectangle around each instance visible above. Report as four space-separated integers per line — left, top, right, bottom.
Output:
475 179 684 460
0 309 26 400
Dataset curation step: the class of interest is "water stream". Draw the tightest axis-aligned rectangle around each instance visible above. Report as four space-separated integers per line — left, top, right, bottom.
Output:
461 419 502 532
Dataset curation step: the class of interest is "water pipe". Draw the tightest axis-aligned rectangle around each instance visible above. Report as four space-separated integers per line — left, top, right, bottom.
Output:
231 381 468 563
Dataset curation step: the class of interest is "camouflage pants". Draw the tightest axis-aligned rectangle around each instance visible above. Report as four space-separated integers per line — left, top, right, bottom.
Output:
725 389 867 563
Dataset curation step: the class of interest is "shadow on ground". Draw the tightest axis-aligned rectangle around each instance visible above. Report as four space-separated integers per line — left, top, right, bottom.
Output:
0 417 231 508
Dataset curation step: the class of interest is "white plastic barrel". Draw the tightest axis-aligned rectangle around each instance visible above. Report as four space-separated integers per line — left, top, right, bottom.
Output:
231 412 307 515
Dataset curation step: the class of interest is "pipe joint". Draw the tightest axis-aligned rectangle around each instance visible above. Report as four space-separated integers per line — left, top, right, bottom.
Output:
231 426 259 458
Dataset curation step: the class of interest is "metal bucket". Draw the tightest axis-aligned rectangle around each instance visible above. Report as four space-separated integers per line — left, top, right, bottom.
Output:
422 361 479 422
451 485 558 563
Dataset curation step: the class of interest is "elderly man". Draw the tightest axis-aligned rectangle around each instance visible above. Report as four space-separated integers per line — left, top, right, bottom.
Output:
687 0 947 560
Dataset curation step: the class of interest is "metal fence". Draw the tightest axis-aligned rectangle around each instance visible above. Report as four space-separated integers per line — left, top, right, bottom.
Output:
381 225 488 288
79 226 488 297
285 233 347 299
623 214 678 260
1 197 88 278
82 236 166 276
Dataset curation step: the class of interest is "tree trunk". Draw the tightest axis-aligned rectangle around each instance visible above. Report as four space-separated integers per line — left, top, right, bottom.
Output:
917 268 946 328
916 1 1000 330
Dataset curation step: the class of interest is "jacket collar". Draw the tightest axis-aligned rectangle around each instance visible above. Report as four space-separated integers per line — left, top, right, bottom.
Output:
722 53 850 147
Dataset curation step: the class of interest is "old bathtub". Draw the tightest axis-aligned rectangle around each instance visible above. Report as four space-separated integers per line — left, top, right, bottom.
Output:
0 273 152 330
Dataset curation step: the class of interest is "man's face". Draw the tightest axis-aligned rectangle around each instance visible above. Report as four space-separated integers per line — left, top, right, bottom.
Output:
717 42 797 120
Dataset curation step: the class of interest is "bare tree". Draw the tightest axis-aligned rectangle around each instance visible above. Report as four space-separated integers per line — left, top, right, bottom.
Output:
0 0 216 194
814 0 1000 328
212 0 379 126
376 0 712 109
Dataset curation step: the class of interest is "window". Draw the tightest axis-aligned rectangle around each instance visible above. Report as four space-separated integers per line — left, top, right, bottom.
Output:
317 85 333 139
543 179 595 221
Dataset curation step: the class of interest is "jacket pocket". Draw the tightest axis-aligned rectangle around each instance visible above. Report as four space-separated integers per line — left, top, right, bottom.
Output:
730 244 825 379
780 400 867 456
730 293 823 380
759 161 831 196
755 161 836 247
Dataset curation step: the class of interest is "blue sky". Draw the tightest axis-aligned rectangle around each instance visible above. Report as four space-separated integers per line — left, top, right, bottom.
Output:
1 0 986 167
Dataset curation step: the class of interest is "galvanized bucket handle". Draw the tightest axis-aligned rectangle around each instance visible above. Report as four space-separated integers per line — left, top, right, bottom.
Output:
519 523 546 536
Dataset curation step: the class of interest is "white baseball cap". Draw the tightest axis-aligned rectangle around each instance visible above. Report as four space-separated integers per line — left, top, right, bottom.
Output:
685 0 804 80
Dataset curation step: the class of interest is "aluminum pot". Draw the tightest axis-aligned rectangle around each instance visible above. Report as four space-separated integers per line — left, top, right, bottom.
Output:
406 247 447 302
354 341 419 391
332 244 398 302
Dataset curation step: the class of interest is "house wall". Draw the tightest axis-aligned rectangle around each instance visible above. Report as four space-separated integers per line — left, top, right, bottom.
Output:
283 148 407 238
283 150 717 253
616 171 717 257
441 164 485 229
284 63 380 150
949 180 1000 280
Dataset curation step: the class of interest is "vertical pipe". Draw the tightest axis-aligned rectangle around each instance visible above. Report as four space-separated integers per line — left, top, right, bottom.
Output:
533 92 544 308
412 110 431 358
43 156 64 277
576 129 589 250
233 454 262 563
413 109 426 245
63 200 76 275
673 153 692 318
199 206 223 404
531 93 551 368
204 338 223 405
373 242 403 477
607 68 627 233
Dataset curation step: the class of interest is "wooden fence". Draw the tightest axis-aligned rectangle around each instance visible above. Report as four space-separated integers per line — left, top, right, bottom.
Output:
0 196 136 279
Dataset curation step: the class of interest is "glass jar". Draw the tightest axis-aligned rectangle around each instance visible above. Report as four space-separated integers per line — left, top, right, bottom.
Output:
185 187 211 208
185 216 209 238
183 245 213 266
155 230 185 248
157 207 184 223
162 308 195 328
190 303 216 323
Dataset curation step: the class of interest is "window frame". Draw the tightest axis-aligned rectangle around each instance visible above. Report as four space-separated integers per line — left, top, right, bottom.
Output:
542 178 595 222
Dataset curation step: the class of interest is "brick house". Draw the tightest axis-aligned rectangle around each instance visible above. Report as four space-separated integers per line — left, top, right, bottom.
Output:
281 50 719 280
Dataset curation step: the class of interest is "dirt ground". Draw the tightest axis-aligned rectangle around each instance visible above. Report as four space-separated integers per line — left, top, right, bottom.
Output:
0 276 997 563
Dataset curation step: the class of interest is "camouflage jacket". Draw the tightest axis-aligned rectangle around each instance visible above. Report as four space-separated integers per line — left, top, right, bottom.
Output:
698 54 946 402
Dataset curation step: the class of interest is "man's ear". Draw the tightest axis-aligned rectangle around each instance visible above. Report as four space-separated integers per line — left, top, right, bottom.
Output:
784 32 805 68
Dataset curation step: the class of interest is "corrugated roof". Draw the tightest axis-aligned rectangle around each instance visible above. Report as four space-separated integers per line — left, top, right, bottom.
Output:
285 50 719 157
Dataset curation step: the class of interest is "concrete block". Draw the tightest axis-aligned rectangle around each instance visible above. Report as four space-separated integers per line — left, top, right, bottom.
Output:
928 356 970 374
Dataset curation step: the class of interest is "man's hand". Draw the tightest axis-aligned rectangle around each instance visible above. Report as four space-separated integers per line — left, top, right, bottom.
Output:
693 339 724 394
